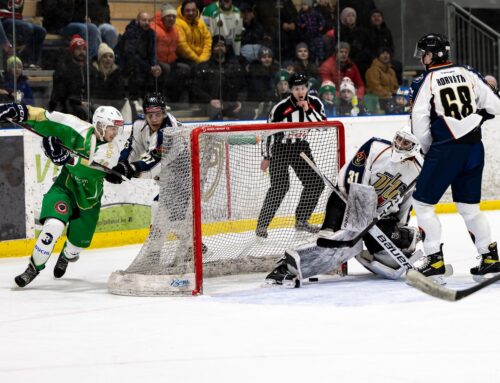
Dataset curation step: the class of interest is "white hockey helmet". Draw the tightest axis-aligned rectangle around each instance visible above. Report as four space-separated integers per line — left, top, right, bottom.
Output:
390 130 420 163
92 106 124 140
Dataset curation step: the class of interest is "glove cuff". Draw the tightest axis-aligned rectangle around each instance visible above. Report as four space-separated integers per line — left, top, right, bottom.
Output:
17 103 29 122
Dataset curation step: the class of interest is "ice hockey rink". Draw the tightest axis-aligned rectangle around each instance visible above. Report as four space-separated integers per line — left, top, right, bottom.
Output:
2 211 500 383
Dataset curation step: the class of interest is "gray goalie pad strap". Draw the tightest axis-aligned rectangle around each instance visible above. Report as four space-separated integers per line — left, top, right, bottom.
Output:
288 235 363 279
341 183 378 232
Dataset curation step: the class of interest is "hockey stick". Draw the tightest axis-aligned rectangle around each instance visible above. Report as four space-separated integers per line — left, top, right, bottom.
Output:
300 152 416 271
10 118 146 188
406 269 500 301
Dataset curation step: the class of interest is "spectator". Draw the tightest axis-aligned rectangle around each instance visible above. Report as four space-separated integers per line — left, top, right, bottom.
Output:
91 43 126 111
314 0 336 56
115 12 162 101
246 46 279 104
293 42 320 84
384 86 410 115
336 77 367 116
252 0 298 61
297 0 325 63
484 75 499 96
151 4 191 103
318 80 336 117
41 0 101 60
339 0 376 27
49 34 98 121
202 0 243 58
175 0 212 65
319 41 365 98
0 56 33 104
73 0 118 52
365 46 399 110
191 35 245 120
239 2 268 64
338 7 370 78
364 9 402 84
254 68 290 119
0 0 46 68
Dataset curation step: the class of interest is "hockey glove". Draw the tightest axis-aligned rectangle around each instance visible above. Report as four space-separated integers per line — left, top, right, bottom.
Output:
0 102 28 122
42 136 72 166
105 161 135 184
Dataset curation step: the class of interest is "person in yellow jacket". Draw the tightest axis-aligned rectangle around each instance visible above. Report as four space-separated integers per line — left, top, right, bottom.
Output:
365 46 399 111
175 0 212 65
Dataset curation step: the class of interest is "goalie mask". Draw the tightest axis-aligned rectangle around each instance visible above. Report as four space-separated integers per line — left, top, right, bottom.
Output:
92 106 124 141
390 130 420 163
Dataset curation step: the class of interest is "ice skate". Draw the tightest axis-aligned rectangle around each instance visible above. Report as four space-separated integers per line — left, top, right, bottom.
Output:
14 262 39 288
415 244 447 285
54 253 79 278
471 242 500 282
264 262 300 288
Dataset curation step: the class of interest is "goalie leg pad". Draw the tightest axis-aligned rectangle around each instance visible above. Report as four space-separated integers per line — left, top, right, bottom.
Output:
355 252 406 280
290 237 362 279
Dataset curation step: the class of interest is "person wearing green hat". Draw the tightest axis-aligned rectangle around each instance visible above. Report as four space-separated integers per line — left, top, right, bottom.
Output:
318 80 336 117
0 56 33 104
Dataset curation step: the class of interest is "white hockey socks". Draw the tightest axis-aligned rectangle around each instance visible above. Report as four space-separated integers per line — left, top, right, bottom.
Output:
62 241 84 261
456 202 492 254
32 218 65 269
412 199 442 255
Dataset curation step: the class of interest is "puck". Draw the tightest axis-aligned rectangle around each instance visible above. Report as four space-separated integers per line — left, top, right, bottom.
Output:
308 277 319 282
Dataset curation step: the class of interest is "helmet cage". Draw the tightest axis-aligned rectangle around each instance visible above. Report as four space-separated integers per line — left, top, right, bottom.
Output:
390 130 420 163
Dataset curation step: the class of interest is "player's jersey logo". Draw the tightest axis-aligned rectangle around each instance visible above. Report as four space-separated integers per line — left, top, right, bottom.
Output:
55 201 68 214
372 172 406 205
352 151 366 167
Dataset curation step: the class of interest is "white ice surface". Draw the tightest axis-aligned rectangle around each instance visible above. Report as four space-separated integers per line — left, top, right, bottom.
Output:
2 212 500 383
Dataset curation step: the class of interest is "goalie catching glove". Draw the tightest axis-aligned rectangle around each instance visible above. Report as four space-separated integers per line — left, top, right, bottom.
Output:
42 136 73 166
105 161 136 184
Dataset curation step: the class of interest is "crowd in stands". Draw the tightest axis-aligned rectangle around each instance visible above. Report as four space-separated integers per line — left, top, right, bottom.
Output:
0 0 477 121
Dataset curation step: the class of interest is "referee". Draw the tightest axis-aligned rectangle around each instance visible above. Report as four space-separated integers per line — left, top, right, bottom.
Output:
256 73 327 238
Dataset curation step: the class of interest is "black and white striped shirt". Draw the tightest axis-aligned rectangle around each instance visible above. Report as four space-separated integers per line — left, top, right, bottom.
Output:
262 94 327 159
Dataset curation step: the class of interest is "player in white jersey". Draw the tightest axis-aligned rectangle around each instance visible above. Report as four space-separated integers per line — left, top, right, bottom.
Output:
410 33 500 283
265 130 422 287
105 93 184 220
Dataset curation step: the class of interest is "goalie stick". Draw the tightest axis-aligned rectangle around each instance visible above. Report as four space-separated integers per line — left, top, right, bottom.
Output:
406 269 500 301
11 118 147 189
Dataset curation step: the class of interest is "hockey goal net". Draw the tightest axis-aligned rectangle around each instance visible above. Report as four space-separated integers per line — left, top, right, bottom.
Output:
108 121 345 296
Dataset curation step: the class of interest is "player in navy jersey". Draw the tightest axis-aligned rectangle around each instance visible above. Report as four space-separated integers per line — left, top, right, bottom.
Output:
410 33 500 284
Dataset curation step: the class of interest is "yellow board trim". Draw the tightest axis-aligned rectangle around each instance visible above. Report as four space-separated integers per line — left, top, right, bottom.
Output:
2 201 500 258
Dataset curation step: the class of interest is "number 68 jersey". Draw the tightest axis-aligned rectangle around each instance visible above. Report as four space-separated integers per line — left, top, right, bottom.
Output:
337 138 422 224
410 63 500 154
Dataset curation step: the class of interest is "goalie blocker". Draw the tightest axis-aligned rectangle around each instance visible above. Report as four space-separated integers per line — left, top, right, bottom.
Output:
265 131 424 287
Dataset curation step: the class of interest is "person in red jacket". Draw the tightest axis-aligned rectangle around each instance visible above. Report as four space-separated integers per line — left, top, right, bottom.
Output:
150 4 190 103
319 41 365 99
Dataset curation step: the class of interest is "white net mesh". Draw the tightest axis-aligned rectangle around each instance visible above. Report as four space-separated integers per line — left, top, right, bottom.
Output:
108 121 344 296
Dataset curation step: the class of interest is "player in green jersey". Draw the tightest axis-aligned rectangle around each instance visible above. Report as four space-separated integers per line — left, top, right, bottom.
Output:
0 103 124 287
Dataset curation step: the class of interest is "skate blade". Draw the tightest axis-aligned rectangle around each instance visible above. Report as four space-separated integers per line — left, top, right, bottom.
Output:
261 279 300 289
472 271 500 283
